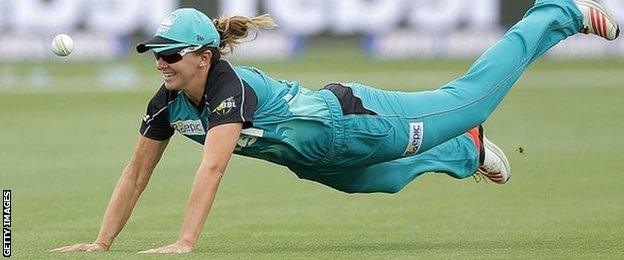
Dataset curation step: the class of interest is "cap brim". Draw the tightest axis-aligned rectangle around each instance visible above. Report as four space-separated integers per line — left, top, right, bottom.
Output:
136 36 189 54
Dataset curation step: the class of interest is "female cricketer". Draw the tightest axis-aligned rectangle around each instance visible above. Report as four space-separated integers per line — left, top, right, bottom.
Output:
51 0 619 254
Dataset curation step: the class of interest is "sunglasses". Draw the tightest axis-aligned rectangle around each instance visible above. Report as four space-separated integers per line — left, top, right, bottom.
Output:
153 45 203 64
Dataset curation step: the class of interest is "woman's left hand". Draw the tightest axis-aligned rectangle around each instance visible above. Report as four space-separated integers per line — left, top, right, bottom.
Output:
138 241 192 254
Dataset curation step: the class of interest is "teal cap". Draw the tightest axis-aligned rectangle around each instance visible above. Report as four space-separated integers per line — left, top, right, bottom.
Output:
137 8 220 55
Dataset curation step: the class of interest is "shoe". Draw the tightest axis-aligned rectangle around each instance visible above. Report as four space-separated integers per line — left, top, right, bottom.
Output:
574 0 620 40
471 126 511 184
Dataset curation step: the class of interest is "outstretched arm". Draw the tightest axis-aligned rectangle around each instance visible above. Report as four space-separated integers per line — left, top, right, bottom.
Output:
51 135 168 252
139 123 242 254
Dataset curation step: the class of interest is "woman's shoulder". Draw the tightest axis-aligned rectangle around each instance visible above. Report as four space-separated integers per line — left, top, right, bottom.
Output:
209 59 273 88
212 59 268 78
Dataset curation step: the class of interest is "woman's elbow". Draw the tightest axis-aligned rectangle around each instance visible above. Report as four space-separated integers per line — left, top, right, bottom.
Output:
199 163 226 177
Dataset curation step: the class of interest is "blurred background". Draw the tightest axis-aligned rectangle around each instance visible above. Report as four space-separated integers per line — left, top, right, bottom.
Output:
2 1 623 258
1 0 623 93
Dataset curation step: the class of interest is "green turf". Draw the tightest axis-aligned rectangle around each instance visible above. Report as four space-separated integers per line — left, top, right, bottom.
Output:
1 54 623 259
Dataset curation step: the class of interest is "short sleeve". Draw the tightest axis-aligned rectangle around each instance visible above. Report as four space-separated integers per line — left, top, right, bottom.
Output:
139 85 175 140
206 62 257 129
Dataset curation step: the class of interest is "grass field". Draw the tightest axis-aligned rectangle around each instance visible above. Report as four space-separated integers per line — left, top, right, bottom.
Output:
2 48 624 259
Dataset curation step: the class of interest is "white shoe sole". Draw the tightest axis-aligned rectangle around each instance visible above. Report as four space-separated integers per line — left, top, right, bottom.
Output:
483 137 512 184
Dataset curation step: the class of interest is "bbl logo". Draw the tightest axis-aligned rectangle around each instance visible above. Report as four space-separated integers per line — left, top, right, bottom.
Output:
212 97 237 115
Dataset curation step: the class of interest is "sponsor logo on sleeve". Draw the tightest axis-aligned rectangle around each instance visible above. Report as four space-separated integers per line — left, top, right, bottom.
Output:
212 97 237 116
403 122 424 156
171 120 206 136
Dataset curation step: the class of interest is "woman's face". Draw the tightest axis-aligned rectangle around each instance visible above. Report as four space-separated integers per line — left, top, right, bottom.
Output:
155 50 205 91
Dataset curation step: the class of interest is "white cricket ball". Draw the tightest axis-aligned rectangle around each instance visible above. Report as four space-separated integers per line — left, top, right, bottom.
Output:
51 34 74 57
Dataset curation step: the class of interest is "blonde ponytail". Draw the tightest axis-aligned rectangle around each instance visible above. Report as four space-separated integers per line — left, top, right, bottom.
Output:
213 14 278 54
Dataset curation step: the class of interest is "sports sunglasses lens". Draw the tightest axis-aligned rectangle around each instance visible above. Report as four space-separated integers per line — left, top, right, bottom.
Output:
163 54 183 63
154 53 183 63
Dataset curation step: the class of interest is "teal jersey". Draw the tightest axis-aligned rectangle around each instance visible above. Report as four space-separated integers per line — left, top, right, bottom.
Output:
136 0 584 194
140 59 337 168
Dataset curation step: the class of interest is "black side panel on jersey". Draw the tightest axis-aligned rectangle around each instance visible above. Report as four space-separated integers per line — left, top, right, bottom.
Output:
139 85 177 140
205 60 257 129
323 83 377 116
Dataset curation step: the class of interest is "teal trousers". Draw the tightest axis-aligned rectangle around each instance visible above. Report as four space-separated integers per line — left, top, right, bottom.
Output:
293 0 584 193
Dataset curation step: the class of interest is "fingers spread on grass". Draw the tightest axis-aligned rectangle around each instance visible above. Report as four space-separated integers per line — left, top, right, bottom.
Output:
50 243 88 252
138 244 191 254
85 245 105 252
138 247 160 254
63 244 87 252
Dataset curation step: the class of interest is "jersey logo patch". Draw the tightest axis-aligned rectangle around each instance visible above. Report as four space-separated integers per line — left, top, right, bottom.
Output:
157 14 178 34
171 119 205 136
403 122 424 156
236 135 258 149
212 97 237 116
235 128 264 151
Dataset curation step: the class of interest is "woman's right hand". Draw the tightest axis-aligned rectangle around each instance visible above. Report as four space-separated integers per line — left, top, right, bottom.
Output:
49 241 109 253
